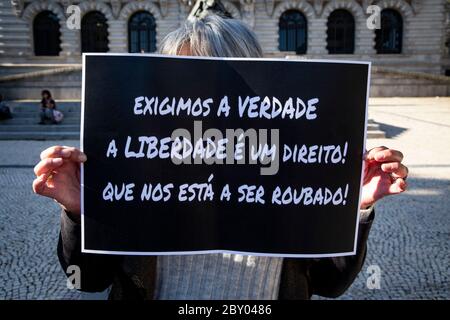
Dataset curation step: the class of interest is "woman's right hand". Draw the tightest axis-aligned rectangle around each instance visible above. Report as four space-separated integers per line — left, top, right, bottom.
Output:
32 146 87 219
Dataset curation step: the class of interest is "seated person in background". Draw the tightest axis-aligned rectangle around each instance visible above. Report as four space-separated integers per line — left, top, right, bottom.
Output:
0 94 12 120
39 90 56 125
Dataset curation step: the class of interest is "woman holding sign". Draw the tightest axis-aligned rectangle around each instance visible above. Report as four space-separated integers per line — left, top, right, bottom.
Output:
32 7 408 300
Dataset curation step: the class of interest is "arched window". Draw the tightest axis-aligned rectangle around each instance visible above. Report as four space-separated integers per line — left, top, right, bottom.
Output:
33 11 61 56
128 11 156 53
327 9 355 54
375 9 403 54
81 11 109 53
279 10 307 54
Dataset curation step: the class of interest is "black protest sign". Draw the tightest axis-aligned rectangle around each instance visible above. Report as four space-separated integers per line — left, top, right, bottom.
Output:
81 54 370 257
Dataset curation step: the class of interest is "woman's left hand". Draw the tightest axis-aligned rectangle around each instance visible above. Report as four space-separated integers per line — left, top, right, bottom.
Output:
360 146 408 209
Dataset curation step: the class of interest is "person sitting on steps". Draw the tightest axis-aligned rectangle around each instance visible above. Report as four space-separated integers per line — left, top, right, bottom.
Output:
39 90 57 125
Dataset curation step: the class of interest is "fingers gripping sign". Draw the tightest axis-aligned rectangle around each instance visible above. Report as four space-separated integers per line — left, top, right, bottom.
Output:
361 146 408 209
32 146 87 215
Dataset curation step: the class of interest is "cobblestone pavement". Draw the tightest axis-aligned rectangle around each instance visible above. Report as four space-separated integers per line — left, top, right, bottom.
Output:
0 98 449 299
0 141 81 300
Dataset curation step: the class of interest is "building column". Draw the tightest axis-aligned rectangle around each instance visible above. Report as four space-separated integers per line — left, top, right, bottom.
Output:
60 24 80 57
309 18 327 54
108 19 128 53
356 25 376 55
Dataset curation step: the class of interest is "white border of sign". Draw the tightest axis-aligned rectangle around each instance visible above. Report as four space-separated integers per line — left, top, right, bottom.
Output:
80 53 371 257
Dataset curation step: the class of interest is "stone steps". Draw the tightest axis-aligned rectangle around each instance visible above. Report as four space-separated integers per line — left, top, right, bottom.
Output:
367 130 386 139
0 69 82 100
0 101 386 140
11 103 81 113
0 117 80 125
0 124 80 132
0 131 80 140
0 101 81 140
5 112 79 118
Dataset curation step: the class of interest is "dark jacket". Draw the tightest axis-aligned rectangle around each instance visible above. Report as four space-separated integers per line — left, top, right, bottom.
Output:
58 210 374 300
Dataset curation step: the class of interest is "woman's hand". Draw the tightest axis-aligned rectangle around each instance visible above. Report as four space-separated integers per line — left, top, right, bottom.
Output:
360 146 408 209
32 146 87 218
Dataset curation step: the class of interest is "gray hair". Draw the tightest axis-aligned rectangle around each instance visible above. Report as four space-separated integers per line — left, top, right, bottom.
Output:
159 14 263 58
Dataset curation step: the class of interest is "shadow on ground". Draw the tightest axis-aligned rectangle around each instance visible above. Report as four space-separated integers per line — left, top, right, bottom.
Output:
376 121 408 139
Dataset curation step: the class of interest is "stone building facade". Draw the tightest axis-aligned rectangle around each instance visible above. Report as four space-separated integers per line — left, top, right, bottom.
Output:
0 0 449 98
